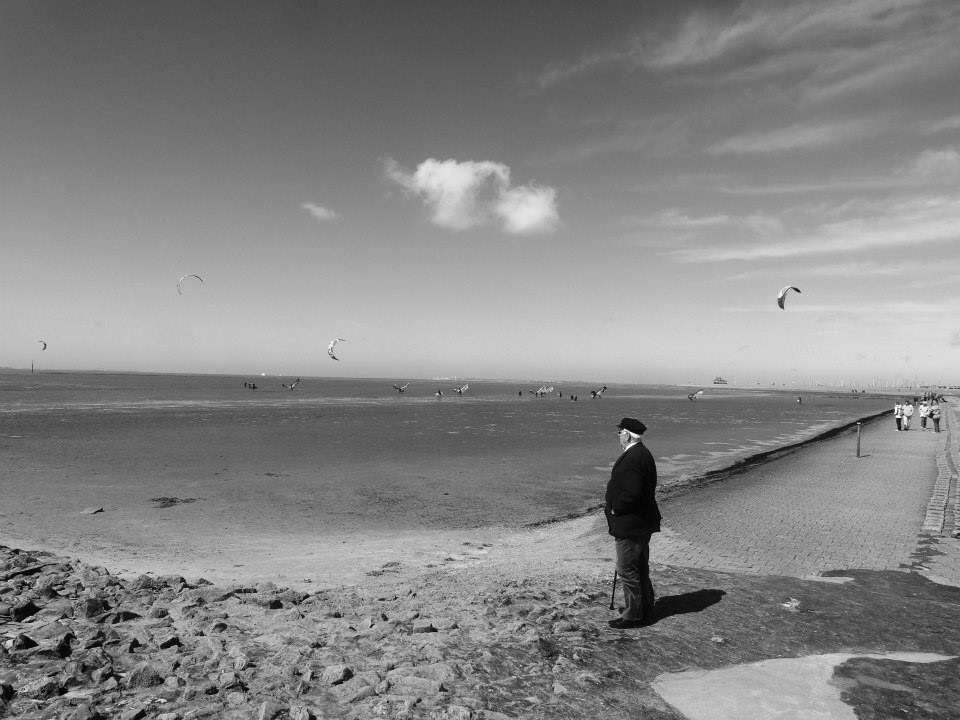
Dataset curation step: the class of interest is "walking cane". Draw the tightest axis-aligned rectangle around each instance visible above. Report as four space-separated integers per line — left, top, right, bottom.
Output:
609 570 618 610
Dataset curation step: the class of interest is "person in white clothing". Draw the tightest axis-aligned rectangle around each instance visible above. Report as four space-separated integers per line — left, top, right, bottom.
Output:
902 400 915 430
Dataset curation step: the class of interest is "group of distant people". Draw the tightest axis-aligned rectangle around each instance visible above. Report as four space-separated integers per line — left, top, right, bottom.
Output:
894 397 942 432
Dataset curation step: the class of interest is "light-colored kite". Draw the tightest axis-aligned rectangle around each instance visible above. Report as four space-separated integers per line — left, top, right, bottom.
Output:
530 385 554 397
392 383 410 393
327 338 346 361
777 285 801 309
453 384 469 395
688 389 704 401
591 385 608 398
37 340 47 351
177 274 203 295
282 378 301 390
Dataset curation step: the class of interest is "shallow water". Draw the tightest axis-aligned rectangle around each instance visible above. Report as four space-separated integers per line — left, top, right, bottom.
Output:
0 372 894 531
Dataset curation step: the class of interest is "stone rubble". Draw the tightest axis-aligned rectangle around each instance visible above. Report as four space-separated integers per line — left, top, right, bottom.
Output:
8 540 959 719
0 545 623 720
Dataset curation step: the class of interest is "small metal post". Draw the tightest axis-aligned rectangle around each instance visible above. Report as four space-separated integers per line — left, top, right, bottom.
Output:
856 422 862 458
609 570 618 610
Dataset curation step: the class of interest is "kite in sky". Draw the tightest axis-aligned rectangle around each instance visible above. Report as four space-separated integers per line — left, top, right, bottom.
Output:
281 378 301 390
777 285 801 309
453 384 469 395
327 338 346 360
392 383 410 393
688 389 704 401
530 385 554 397
37 340 47 351
591 385 608 398
177 274 203 295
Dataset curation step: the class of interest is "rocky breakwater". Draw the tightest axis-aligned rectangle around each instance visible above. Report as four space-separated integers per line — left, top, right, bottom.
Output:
0 545 640 720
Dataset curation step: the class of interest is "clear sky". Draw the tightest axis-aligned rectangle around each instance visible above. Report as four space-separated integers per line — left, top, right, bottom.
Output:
2 0 958 388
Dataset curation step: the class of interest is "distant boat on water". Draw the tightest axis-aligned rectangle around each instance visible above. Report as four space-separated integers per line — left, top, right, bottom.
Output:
713 376 728 385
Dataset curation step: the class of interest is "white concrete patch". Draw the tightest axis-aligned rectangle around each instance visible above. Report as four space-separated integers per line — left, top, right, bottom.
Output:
652 652 954 720
799 575 854 584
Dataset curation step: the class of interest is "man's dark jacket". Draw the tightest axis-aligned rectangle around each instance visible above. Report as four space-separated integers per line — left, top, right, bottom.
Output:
604 441 662 539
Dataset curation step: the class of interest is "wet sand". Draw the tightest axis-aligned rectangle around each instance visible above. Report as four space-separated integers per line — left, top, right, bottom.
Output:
0 405 922 594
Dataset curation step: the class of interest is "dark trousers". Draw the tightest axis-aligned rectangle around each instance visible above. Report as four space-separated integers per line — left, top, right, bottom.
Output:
615 534 655 621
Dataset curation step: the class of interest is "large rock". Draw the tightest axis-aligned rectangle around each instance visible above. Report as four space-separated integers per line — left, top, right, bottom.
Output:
385 674 446 696
320 664 353 685
11 597 41 621
65 703 103 720
331 676 377 704
9 633 38 650
125 662 164 689
16 674 61 700
257 699 286 720
75 597 110 619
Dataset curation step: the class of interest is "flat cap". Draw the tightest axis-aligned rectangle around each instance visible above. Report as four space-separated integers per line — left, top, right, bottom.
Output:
617 417 647 435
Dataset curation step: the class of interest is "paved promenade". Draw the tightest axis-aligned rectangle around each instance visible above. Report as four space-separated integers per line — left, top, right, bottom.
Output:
652 399 960 585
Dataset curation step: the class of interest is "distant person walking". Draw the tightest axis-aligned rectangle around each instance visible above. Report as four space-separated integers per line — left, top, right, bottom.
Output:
605 418 661 629
894 401 904 431
919 400 930 430
930 401 942 433
903 400 915 430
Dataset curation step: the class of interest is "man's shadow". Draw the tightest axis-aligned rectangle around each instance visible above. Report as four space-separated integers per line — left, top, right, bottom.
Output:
652 589 725 623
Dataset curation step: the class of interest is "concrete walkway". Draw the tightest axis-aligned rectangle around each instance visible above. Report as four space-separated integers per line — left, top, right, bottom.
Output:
648 399 960 720
653 399 959 585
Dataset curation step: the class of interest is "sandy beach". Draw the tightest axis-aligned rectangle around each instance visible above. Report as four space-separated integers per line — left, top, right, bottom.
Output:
3 400 960 718
0 376 894 592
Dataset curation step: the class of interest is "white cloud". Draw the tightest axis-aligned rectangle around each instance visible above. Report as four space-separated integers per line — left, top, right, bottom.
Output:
719 148 960 194
666 195 960 262
803 260 922 277
633 209 784 237
725 258 945 281
801 25 960 102
910 147 960 177
495 184 559 234
709 120 865 155
635 210 731 229
384 158 559 235
925 115 960 134
721 300 949 316
301 203 338 221
535 45 629 90
717 177 899 195
645 8 765 70
535 0 958 103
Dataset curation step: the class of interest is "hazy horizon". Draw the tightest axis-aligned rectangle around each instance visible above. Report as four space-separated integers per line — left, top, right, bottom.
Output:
1 366 933 392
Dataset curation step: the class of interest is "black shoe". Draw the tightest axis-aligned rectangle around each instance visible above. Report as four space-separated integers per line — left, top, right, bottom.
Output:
608 616 651 629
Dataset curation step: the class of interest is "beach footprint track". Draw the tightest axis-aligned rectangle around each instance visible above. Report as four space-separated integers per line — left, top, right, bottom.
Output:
438 540 494 568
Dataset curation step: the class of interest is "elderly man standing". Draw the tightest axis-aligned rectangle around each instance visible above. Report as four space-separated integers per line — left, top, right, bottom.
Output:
605 417 662 629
